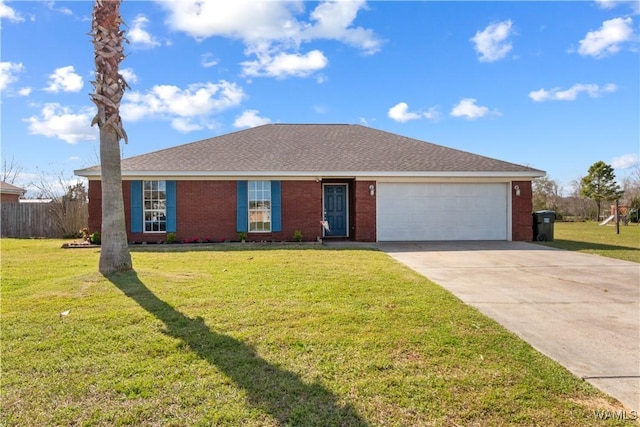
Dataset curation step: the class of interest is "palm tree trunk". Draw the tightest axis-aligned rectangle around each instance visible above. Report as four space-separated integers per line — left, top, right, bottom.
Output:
99 126 131 273
91 0 132 274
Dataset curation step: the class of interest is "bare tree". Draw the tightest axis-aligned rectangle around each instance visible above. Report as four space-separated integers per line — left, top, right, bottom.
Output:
90 0 132 274
32 171 88 237
532 176 560 212
1 156 23 184
565 179 596 221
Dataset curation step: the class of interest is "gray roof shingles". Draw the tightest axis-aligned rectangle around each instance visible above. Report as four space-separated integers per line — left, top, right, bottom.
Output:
76 124 543 176
0 181 26 194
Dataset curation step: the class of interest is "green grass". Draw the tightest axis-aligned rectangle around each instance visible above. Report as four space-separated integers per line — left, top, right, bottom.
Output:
1 239 631 426
537 221 640 263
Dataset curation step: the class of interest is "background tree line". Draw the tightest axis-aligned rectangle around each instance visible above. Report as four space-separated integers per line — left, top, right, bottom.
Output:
533 161 639 223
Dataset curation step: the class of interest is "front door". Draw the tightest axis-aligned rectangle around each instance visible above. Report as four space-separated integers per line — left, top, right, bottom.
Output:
323 184 348 237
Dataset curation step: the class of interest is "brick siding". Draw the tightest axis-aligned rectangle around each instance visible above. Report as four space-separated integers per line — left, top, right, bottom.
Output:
511 180 533 241
353 181 376 242
87 179 532 243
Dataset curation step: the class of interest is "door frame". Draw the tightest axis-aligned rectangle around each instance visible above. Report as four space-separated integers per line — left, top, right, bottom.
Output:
322 183 349 238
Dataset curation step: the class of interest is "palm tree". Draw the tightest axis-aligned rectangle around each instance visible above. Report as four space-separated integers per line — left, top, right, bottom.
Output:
90 0 132 274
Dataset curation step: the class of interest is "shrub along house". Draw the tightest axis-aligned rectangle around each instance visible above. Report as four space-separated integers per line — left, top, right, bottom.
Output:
75 124 544 243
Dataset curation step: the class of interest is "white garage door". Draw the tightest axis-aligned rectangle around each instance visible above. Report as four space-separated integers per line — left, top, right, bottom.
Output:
377 183 508 241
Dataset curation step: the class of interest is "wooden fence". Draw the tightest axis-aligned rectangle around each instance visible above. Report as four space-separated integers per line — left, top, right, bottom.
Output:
1 201 88 238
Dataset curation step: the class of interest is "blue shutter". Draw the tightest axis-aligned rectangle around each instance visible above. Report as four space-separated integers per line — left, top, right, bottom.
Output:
130 180 143 233
237 181 248 232
271 181 281 232
166 181 176 233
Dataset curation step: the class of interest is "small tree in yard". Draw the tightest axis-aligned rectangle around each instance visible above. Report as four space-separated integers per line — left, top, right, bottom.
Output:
90 0 132 274
580 161 624 221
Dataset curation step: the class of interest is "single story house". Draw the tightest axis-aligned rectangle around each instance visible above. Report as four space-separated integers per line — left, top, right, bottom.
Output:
0 181 26 203
75 124 545 243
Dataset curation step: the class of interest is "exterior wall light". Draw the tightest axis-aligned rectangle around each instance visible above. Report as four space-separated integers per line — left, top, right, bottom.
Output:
514 184 521 197
369 184 375 196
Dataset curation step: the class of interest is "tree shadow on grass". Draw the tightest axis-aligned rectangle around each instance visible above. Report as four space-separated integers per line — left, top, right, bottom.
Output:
107 271 368 426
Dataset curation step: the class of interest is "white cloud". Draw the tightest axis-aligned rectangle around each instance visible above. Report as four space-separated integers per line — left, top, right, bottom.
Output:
158 1 304 42
46 1 72 16
599 0 640 12
529 83 617 101
158 1 380 79
471 20 514 62
241 48 328 78
24 103 97 144
129 14 161 48
611 153 639 169
578 17 634 58
450 98 499 119
0 61 24 92
233 110 272 128
423 106 442 122
388 102 441 123
388 102 421 123
595 0 615 9
200 53 219 68
17 87 32 96
302 0 381 55
119 68 138 85
171 118 203 133
0 0 25 23
44 66 83 93
120 80 246 132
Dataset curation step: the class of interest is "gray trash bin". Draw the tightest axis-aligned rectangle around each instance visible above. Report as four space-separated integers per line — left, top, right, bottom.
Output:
533 210 556 241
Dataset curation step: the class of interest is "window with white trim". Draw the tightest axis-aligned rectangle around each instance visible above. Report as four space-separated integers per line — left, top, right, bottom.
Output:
248 180 271 232
144 180 166 232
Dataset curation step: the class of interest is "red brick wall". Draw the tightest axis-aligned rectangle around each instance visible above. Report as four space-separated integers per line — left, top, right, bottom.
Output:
89 179 331 243
353 180 376 242
280 181 323 242
174 181 236 241
87 180 102 234
0 193 21 203
88 179 531 243
511 180 533 241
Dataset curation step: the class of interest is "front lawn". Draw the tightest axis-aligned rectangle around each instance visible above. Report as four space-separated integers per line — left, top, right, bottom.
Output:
537 221 640 263
1 239 629 426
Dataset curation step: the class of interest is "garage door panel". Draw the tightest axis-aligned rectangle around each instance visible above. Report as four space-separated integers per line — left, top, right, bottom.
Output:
377 183 507 241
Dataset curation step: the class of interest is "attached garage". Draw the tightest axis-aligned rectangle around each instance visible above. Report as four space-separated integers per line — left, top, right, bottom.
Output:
376 182 509 241
77 124 543 243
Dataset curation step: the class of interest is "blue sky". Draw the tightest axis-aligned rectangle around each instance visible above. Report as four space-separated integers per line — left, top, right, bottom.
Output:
1 0 638 196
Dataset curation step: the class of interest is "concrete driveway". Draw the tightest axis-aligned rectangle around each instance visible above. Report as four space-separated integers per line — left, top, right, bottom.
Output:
379 241 640 411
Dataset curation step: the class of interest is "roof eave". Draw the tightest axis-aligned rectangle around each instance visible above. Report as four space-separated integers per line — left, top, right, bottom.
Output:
76 169 546 179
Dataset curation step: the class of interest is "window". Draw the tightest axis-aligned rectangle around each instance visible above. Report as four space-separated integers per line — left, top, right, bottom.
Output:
248 180 271 232
143 180 166 232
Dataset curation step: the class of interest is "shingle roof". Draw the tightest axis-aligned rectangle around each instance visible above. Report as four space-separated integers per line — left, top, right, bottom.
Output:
75 124 544 178
0 181 26 195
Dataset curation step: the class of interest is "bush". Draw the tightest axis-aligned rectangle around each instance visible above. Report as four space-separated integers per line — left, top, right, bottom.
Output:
166 232 177 244
292 230 304 242
89 231 101 245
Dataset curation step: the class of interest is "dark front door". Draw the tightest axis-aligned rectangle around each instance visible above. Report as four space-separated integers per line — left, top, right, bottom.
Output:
323 184 348 237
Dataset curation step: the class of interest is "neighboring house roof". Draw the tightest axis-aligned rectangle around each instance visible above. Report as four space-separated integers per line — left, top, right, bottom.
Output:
0 181 26 196
75 124 545 178
19 198 53 203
